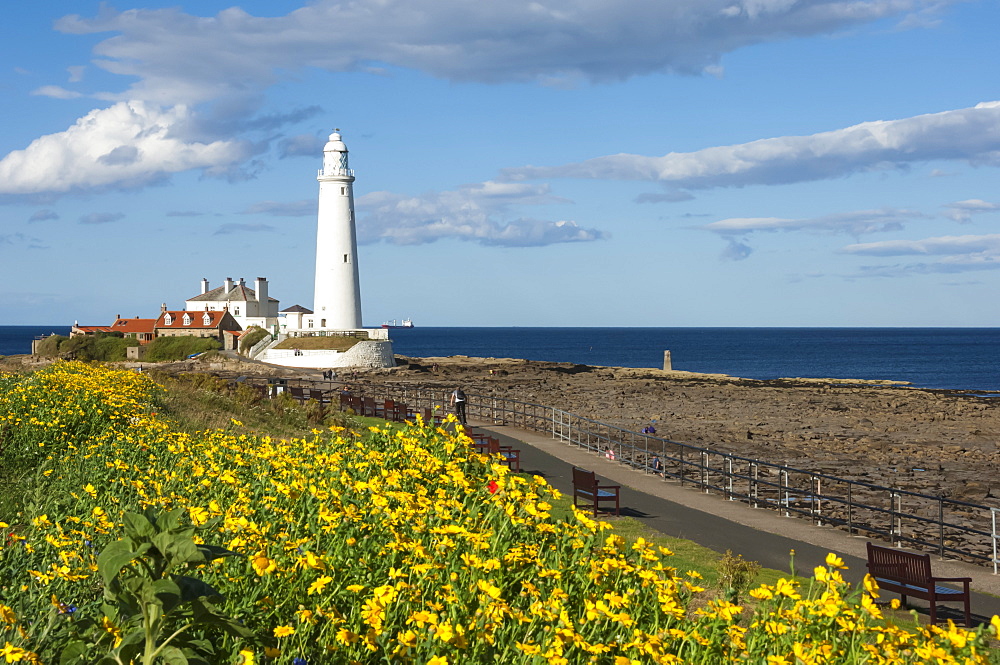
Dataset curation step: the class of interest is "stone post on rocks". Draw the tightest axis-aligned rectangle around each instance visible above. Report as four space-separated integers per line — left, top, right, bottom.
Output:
663 350 672 371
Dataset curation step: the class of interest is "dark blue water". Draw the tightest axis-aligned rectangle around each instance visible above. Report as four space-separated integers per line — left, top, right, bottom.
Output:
4 325 998 391
388 327 1000 392
0 326 70 356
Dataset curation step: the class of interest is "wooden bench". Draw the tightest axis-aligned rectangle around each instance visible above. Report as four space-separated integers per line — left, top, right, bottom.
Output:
865 542 972 626
486 437 520 472
572 467 620 516
307 388 330 406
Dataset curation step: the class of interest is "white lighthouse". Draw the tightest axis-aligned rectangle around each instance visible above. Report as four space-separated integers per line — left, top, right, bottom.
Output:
313 130 362 330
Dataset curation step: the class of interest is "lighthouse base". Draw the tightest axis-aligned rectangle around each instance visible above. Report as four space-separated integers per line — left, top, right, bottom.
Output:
259 340 395 369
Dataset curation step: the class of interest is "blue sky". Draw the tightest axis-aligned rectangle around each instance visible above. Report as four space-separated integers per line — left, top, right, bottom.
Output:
2 0 998 327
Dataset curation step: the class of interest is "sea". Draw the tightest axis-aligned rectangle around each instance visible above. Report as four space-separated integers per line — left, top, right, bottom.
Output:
3 325 999 392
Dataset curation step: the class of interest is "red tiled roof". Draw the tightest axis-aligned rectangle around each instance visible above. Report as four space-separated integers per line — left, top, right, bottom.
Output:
74 325 114 333
156 310 231 329
110 318 157 334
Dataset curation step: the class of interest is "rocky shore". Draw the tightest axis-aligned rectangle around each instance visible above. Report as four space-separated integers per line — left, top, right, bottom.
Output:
368 355 1000 510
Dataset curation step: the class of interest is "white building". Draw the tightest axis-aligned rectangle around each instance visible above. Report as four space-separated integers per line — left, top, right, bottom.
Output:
305 130 363 331
185 277 279 331
256 129 393 370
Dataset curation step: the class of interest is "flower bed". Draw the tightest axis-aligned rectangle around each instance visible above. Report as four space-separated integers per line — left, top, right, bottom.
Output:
0 362 996 663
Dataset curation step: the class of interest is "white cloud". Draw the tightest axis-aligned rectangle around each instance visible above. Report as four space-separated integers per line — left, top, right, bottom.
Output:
357 181 602 247
504 102 1000 189
705 209 916 235
31 85 82 100
840 233 1000 276
943 199 1000 223
14 1 958 198
842 234 1000 257
53 0 951 105
0 101 252 195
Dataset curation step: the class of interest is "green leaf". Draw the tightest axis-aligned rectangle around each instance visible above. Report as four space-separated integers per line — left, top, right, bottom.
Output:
175 575 223 602
173 538 206 566
161 507 186 531
197 544 242 561
97 540 137 585
122 512 155 540
151 577 182 612
151 531 175 562
58 640 88 665
113 628 145 664
160 646 189 665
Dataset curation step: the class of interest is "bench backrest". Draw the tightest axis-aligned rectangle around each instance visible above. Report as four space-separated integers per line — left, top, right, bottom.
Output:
573 467 597 489
866 542 932 584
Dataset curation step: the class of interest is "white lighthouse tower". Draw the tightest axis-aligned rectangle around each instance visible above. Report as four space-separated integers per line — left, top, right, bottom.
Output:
313 129 362 330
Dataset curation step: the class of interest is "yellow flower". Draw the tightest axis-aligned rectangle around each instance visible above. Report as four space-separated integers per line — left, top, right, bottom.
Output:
825 552 847 569
308 575 333 595
273 625 295 638
427 657 448 665
238 649 255 664
188 506 209 526
251 553 277 576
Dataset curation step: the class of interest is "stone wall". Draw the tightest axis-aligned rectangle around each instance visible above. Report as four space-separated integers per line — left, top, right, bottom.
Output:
260 340 394 369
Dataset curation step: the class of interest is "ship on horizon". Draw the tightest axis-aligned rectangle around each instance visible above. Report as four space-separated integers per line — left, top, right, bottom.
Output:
381 318 414 329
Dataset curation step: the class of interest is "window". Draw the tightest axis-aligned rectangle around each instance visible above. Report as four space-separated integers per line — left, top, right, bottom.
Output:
344 254 349 263
234 307 240 316
308 320 314 329
182 313 192 326
320 319 326 327
163 313 173 325
203 312 212 325
341 186 346 195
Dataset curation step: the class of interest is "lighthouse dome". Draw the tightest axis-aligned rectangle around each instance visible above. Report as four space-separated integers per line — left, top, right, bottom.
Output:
324 131 347 153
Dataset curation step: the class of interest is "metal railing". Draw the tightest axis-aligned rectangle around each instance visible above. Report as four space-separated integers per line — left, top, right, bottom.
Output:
254 377 1000 572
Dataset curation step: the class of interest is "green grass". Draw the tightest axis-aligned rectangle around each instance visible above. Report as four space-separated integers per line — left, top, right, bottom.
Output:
149 372 351 438
274 336 359 352
239 326 270 353
143 336 222 361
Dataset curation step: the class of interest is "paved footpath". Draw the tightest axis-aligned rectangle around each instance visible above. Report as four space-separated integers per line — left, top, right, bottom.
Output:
468 421 1000 627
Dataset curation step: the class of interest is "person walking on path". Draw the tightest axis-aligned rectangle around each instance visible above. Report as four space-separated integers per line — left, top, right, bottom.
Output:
450 387 467 425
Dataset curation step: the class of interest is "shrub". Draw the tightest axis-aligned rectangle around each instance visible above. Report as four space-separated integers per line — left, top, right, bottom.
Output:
717 549 761 602
143 336 222 362
239 326 270 354
34 334 66 357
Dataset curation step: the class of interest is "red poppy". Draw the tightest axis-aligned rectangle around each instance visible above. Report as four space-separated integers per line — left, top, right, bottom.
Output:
487 480 499 494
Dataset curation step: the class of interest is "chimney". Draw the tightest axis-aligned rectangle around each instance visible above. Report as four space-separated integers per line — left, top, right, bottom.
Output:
255 277 268 309
224 277 234 292
238 277 245 288
116 314 121 320
161 303 167 313
201 277 209 294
